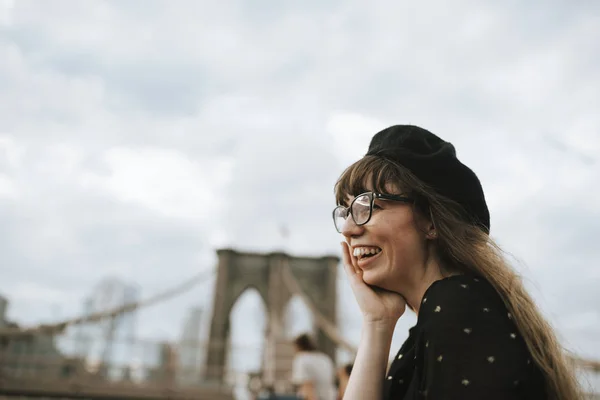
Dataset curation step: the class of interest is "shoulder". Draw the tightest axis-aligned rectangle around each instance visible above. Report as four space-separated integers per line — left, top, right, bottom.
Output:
417 275 512 335
315 352 335 372
408 276 538 395
318 352 334 365
419 274 505 316
295 351 331 365
293 352 310 366
292 353 315 376
295 352 314 361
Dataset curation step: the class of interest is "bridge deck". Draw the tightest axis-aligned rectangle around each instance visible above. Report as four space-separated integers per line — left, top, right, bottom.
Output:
0 378 235 400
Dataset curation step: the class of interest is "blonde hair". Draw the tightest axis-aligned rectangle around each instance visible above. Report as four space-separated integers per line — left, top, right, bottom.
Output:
335 155 582 400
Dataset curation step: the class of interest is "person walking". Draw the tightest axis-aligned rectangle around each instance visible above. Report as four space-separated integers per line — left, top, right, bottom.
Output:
291 333 337 400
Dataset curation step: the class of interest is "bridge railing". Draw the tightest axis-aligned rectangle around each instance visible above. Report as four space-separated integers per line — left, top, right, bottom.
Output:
1 261 598 397
0 332 262 399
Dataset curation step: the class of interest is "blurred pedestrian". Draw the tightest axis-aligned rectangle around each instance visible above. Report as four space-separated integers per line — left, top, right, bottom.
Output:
291 333 336 400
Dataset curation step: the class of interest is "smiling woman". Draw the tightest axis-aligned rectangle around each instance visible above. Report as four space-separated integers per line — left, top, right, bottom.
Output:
333 125 582 400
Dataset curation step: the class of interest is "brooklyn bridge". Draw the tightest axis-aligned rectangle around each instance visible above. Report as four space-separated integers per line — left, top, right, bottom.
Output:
1 249 598 399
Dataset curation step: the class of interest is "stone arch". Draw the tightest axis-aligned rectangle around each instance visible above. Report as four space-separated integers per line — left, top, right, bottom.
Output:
204 248 339 388
227 284 269 320
227 287 268 382
283 294 315 339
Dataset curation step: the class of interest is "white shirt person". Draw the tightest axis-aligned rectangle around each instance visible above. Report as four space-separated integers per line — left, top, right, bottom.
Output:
290 333 336 400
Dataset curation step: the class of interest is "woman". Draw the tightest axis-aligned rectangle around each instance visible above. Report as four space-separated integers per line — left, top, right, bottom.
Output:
291 333 337 400
333 125 581 399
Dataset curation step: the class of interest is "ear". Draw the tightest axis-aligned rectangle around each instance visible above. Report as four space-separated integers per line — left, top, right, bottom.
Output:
426 224 437 239
423 211 437 240
425 207 437 239
415 208 437 239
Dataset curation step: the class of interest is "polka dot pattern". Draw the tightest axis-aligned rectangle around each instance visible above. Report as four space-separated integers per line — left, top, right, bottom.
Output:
383 275 546 399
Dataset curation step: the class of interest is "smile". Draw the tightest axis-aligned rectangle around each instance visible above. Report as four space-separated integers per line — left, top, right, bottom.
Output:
353 246 382 260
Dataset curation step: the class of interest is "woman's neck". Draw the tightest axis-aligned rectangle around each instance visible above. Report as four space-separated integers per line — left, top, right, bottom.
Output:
402 260 459 314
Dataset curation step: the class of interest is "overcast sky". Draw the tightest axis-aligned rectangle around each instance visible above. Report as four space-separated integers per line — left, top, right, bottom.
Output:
1 0 599 390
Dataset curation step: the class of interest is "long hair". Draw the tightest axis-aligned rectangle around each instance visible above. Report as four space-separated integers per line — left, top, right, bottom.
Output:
334 155 582 400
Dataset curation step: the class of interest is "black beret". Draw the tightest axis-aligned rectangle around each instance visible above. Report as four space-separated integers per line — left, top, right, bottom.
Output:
366 125 490 233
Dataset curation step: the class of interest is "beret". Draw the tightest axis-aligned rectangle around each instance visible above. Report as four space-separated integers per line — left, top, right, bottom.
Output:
366 125 490 233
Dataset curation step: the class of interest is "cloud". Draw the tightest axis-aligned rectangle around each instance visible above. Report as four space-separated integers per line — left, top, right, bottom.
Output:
0 173 17 199
82 146 233 221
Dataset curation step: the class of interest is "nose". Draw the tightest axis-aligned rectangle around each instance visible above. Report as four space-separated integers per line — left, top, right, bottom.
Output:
340 215 365 239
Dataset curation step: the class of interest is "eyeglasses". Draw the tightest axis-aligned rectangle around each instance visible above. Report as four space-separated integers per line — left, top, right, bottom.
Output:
332 192 414 233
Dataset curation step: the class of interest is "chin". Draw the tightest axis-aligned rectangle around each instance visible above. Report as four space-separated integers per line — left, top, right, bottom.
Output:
362 269 393 290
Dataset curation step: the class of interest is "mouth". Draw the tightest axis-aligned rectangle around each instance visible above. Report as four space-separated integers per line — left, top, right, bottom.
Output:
353 246 382 261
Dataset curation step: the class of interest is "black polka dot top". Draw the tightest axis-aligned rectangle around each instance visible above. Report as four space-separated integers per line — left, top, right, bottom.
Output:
383 274 547 399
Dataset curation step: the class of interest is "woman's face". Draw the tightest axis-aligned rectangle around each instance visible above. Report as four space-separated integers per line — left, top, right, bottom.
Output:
340 183 429 292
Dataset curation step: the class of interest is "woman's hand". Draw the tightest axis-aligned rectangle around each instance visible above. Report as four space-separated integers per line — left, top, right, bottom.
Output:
341 242 406 325
338 242 404 400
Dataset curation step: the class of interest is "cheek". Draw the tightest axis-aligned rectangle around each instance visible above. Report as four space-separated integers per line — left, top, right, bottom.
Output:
371 210 422 255
384 227 423 262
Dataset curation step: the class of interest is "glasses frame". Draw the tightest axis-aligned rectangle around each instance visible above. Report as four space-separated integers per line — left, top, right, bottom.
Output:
333 191 414 233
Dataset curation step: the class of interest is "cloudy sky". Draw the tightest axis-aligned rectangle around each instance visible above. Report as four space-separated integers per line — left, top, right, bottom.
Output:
0 0 599 389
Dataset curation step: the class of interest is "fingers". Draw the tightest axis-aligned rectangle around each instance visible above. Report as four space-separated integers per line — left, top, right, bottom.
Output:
340 242 361 277
346 242 361 274
340 241 353 274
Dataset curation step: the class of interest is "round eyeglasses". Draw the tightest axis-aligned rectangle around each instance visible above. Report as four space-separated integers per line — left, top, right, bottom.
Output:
332 192 414 233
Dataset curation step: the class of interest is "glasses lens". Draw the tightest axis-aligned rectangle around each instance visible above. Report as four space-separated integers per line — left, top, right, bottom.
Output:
351 193 372 225
333 206 348 233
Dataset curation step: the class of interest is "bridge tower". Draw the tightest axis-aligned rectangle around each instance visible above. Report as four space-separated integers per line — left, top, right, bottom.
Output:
204 248 339 391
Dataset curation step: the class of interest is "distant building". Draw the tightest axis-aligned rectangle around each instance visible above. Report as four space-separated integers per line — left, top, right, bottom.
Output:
0 295 8 327
0 294 78 380
177 306 203 386
147 341 178 385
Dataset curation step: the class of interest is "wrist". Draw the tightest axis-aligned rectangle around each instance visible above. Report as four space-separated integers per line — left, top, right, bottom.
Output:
362 318 397 335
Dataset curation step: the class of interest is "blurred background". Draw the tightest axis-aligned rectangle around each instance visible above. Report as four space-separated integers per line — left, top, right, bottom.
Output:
0 0 599 399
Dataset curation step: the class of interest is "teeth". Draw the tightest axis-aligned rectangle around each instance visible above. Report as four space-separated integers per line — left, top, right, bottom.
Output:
353 247 382 258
